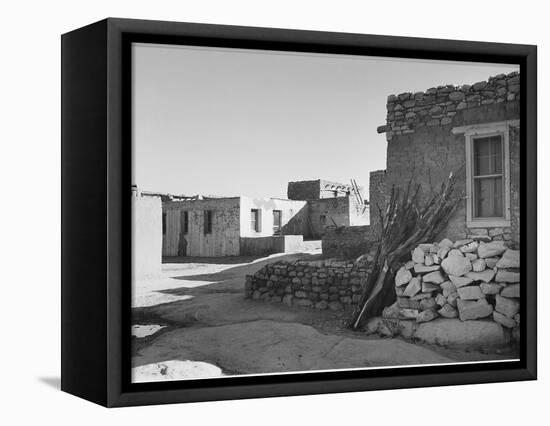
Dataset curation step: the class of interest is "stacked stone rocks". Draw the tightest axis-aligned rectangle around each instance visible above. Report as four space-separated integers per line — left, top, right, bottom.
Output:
384 238 520 333
245 258 373 311
377 71 520 142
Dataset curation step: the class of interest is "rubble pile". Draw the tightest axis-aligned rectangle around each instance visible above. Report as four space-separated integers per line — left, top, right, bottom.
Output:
383 238 520 334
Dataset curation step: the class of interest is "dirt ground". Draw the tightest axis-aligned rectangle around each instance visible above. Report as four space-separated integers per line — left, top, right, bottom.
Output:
132 250 515 382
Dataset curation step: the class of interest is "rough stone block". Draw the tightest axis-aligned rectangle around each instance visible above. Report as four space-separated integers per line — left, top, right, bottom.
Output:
423 270 445 284
500 283 520 298
440 280 457 297
448 275 473 288
478 241 507 258
442 255 472 277
457 298 493 321
403 277 422 297
485 257 499 268
412 247 425 263
417 309 437 323
438 304 458 319
447 292 459 307
465 268 496 283
435 293 447 306
400 308 419 319
480 282 503 295
457 285 484 300
496 249 520 268
472 258 486 272
422 282 440 293
420 297 437 311
414 264 441 274
495 269 520 283
414 318 508 347
495 295 520 318
493 311 517 328
395 266 413 286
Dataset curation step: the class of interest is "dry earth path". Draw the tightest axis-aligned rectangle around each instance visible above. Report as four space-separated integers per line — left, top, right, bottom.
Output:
132 251 509 381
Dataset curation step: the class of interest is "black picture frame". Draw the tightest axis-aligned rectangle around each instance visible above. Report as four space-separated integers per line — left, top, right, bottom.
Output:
61 17 537 407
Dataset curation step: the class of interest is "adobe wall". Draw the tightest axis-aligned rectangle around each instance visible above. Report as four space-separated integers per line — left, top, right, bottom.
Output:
322 225 379 260
378 72 520 245
163 197 241 257
369 170 387 229
245 258 374 311
132 195 162 281
240 197 309 238
240 235 304 256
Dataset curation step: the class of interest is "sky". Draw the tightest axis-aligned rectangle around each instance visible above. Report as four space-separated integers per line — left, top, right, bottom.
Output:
132 43 518 199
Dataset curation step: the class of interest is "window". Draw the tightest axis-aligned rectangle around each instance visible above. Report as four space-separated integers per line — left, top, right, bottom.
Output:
251 209 261 232
320 214 326 228
204 210 213 234
273 210 282 235
162 212 167 236
452 120 516 228
472 135 504 218
181 211 189 234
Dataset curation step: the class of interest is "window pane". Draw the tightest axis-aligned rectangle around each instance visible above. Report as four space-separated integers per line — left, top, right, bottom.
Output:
474 135 502 176
474 177 503 217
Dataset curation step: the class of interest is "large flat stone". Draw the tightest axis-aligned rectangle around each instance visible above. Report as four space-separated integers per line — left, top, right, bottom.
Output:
442 255 472 277
413 318 509 347
496 249 520 268
465 268 496 283
414 264 441 274
478 241 507 258
480 282 503 295
423 270 445 284
495 295 520 318
500 283 520 298
457 285 484 300
412 247 425 263
395 266 412 287
403 276 422 297
495 269 520 283
457 298 493 321
448 275 474 288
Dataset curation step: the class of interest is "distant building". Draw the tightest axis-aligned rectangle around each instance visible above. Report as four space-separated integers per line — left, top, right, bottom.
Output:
155 179 369 257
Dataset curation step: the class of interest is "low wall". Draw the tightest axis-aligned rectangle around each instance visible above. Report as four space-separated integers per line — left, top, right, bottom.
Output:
245 258 374 311
322 225 379 259
240 235 304 256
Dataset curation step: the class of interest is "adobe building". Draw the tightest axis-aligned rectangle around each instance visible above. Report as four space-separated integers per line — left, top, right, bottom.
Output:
377 71 520 246
160 179 369 258
324 71 521 259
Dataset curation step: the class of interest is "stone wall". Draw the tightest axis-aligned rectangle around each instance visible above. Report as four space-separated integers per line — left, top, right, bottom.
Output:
377 72 520 245
245 258 374 311
322 225 379 259
366 237 520 346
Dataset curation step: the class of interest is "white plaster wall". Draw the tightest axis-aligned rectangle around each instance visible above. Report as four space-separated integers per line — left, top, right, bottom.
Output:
239 196 308 238
132 195 162 281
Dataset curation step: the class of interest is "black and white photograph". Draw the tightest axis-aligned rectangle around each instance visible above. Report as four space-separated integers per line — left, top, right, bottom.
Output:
130 42 523 383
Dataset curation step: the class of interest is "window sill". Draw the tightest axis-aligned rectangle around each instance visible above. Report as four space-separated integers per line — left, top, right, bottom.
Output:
466 219 511 229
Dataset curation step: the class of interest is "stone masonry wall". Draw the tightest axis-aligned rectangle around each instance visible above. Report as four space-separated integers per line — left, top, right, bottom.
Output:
245 258 374 311
377 72 520 245
322 225 379 259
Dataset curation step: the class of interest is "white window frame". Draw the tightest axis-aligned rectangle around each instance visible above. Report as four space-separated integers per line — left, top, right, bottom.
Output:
452 120 518 228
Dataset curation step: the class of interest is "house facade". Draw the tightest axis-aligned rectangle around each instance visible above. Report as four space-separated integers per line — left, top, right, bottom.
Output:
323 72 520 259
376 71 520 246
160 179 369 257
